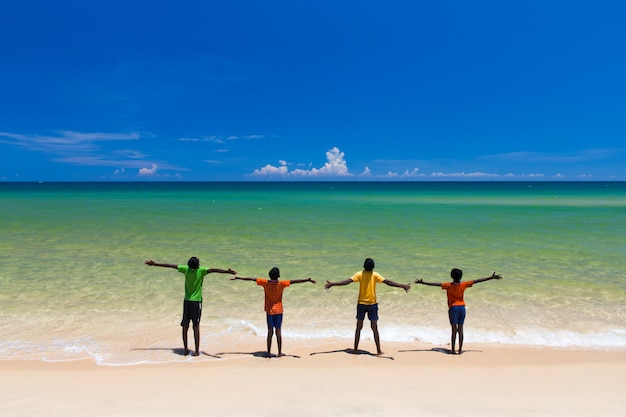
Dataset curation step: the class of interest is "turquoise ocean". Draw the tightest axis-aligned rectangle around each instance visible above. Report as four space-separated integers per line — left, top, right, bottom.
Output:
1 182 625 365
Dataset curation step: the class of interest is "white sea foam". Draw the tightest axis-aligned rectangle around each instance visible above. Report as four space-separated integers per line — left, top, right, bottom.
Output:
281 325 626 350
3 324 624 367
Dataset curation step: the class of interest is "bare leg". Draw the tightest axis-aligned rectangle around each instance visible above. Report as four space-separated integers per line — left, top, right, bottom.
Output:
182 324 190 355
276 328 284 357
192 324 200 356
458 324 464 354
450 324 458 354
353 319 364 352
266 327 274 358
371 320 382 355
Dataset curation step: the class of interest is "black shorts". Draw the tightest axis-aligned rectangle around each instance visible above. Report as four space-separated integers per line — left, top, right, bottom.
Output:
181 300 202 327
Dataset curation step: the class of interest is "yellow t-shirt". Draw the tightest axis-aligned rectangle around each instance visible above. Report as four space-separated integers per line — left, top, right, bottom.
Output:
351 270 385 305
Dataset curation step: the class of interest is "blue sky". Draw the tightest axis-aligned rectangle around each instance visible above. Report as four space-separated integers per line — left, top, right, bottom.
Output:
1 1 625 181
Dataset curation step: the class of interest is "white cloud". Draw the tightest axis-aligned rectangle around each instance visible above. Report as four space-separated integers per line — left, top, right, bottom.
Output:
139 164 158 176
0 130 189 175
114 149 146 159
292 147 351 177
0 130 140 152
250 149 522 180
252 148 352 178
227 134 266 140
483 148 625 163
179 136 224 143
0 130 169 168
401 168 420 178
57 131 141 142
253 160 289 176
179 134 267 144
430 171 500 178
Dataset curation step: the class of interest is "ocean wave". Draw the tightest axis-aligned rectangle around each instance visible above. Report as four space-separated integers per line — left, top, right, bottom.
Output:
2 325 624 366
282 325 626 349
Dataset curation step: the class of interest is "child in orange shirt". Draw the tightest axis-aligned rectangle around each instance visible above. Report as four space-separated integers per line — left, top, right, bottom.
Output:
415 269 501 354
232 267 316 358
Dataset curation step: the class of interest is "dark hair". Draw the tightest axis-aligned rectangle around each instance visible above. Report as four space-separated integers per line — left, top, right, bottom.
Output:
269 267 280 280
188 257 200 269
451 268 463 282
363 258 375 271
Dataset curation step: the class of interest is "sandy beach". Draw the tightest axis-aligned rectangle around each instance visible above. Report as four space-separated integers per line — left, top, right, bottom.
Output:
2 340 625 417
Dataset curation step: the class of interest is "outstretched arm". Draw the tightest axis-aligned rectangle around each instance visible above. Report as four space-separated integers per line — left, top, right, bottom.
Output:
144 260 178 269
473 272 502 284
290 277 316 285
207 268 237 275
324 279 353 290
414 278 442 287
383 279 411 293
231 276 257 282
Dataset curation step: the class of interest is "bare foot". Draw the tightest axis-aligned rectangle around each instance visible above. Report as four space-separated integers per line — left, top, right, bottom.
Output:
191 351 200 357
278 353 285 358
183 348 189 356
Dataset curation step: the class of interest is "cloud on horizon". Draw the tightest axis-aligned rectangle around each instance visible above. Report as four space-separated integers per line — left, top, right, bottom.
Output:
248 147 592 180
251 147 511 179
252 147 353 178
139 164 158 176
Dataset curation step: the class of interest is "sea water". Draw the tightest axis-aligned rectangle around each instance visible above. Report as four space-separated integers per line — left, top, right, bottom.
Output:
1 182 625 365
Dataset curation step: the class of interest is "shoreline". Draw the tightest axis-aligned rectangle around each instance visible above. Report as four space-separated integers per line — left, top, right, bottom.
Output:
2 341 625 417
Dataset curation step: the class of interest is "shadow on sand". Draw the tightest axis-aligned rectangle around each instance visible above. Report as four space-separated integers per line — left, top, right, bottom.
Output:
215 351 301 359
309 348 394 361
132 347 222 358
398 347 482 355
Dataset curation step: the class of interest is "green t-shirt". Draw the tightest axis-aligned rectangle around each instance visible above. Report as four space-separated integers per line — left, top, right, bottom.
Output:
178 265 209 301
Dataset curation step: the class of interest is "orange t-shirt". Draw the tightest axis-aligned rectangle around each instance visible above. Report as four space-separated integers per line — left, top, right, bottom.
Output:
441 281 474 308
256 279 291 315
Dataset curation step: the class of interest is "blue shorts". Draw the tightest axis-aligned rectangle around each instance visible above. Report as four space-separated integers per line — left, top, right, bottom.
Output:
266 313 283 329
356 303 379 321
448 306 466 325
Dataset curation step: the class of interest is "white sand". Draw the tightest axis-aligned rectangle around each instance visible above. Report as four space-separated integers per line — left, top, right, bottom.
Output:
2 340 625 417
